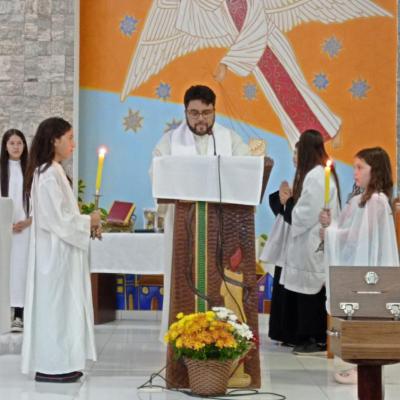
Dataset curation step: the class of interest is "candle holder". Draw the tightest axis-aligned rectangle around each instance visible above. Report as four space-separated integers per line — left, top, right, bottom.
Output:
91 192 102 240
315 207 329 253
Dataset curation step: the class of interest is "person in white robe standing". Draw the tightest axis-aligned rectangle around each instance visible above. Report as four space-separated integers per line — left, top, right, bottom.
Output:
260 143 298 346
0 197 13 334
151 85 250 339
320 147 399 384
0 129 31 333
21 117 101 383
282 129 341 355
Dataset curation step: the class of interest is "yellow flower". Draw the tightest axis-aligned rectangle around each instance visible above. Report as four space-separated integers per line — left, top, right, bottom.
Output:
176 338 183 348
176 312 184 320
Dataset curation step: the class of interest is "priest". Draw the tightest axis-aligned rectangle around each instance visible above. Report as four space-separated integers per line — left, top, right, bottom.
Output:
152 85 250 338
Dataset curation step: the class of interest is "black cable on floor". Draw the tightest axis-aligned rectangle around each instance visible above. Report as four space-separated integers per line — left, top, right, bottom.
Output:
137 366 286 399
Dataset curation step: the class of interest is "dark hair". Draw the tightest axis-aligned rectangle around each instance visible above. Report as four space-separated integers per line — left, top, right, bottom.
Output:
292 129 341 206
0 129 29 215
355 147 393 207
184 85 216 108
25 117 72 194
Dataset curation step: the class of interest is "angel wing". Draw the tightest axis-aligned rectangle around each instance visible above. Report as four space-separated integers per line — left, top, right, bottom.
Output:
120 0 236 101
263 0 392 32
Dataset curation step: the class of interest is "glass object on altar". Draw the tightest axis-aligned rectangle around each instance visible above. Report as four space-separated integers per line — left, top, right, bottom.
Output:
143 208 157 231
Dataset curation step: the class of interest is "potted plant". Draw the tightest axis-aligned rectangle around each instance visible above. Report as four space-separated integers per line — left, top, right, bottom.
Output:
164 307 255 396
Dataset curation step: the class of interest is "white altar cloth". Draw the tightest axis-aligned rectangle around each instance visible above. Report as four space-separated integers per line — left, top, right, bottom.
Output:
90 233 164 274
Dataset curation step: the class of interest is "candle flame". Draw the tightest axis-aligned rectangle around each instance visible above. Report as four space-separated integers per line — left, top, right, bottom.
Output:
98 146 107 156
326 159 332 168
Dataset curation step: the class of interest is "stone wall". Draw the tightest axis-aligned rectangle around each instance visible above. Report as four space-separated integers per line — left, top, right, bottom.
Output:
0 0 75 144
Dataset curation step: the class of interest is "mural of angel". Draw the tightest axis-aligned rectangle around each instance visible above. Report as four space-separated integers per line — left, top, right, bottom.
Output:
120 0 391 147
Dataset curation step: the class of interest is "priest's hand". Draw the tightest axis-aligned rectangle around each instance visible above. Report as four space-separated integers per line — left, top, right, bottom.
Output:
319 209 331 227
214 63 227 82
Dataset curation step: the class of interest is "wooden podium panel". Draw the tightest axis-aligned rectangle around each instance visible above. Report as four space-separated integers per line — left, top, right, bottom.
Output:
166 202 261 389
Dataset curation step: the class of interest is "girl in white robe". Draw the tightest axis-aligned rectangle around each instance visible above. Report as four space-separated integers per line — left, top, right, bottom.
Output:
21 117 101 383
321 146 399 384
0 129 31 332
282 129 341 355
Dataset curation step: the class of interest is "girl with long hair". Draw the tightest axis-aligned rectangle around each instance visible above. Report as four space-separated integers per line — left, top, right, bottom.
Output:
282 129 341 355
0 129 31 332
321 147 399 384
21 117 101 383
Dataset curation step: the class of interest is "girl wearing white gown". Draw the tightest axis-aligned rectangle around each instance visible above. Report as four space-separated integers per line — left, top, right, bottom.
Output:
320 147 399 384
282 130 341 354
22 118 101 383
0 129 31 332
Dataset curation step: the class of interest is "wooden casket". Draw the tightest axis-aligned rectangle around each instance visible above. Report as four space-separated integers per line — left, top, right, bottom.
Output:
328 266 400 400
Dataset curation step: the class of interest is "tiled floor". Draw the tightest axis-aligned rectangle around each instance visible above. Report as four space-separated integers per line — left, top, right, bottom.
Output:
0 316 399 399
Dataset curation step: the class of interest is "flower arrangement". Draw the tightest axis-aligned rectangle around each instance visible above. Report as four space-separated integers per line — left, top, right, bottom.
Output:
164 307 254 361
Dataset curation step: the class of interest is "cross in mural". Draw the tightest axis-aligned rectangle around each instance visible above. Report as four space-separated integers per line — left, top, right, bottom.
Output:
120 0 391 147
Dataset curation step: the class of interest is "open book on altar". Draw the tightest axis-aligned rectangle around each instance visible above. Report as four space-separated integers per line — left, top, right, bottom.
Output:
152 155 264 206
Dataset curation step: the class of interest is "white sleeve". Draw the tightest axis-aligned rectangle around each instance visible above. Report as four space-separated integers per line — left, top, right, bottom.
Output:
221 1 268 76
36 176 90 251
325 194 399 267
291 171 324 237
231 130 250 156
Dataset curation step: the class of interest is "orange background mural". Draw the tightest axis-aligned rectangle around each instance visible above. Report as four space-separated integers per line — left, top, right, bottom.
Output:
80 0 397 170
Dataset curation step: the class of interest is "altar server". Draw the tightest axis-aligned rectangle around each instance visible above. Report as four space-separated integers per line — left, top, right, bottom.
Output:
282 129 341 355
22 117 100 383
0 129 31 332
321 147 399 384
261 143 298 346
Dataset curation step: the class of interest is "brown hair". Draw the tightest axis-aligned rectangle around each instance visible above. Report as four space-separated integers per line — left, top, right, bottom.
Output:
0 129 29 215
292 129 341 206
25 117 72 194
355 147 393 207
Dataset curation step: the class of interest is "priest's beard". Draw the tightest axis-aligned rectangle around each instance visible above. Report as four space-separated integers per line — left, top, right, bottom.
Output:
186 116 215 136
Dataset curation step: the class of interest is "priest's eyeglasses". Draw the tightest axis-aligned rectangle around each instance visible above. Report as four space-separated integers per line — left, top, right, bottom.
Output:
186 109 214 119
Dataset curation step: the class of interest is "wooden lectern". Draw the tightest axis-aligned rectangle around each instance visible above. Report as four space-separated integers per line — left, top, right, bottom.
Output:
153 155 273 389
328 266 400 400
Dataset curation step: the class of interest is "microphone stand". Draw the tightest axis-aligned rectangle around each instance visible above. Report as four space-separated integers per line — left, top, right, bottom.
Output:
208 127 216 156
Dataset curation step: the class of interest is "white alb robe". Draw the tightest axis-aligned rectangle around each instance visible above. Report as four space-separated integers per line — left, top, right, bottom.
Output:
282 165 340 294
22 162 96 374
260 214 290 268
7 160 30 307
325 193 399 267
0 198 13 334
152 121 249 339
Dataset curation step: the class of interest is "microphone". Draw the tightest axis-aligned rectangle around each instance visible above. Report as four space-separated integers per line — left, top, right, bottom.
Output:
207 127 216 156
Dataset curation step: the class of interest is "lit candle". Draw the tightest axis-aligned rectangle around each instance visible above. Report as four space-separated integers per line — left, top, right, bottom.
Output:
95 147 107 194
324 159 332 207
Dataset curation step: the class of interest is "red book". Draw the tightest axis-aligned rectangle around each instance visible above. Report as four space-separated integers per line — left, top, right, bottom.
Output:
107 201 136 225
